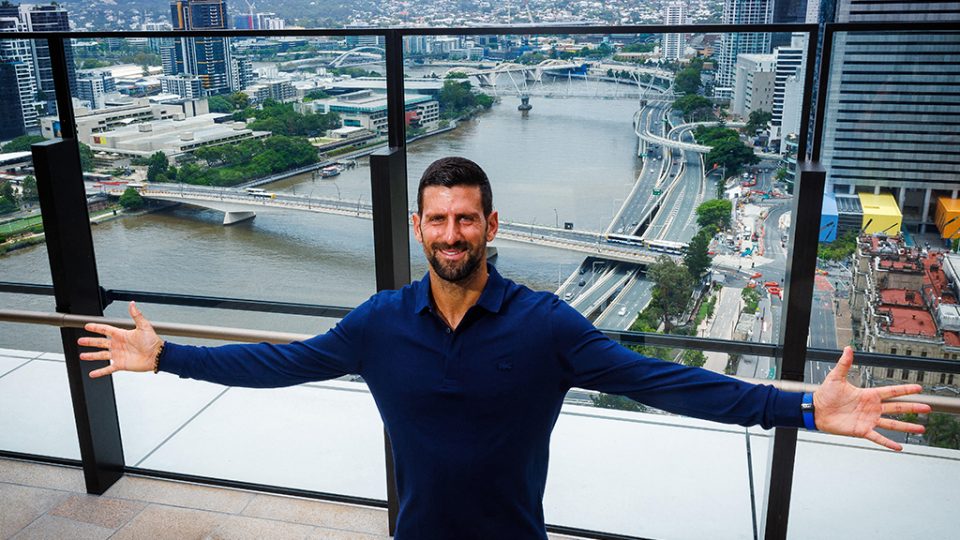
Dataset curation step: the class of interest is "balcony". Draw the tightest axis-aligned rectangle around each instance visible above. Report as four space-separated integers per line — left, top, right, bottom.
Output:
2 18 960 540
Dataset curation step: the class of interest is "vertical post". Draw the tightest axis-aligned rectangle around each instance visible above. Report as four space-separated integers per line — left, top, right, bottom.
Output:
371 29 410 536
32 139 124 494
48 37 76 140
762 162 826 539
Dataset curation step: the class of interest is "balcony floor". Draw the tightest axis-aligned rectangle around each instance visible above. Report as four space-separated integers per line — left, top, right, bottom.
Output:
0 457 588 540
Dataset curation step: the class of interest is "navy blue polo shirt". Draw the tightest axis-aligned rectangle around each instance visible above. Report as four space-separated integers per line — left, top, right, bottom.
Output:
161 264 804 539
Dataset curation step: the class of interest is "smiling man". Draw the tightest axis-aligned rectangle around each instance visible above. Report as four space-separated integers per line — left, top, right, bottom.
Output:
79 156 930 540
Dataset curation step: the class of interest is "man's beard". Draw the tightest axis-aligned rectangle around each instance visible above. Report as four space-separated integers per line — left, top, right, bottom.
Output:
425 238 486 283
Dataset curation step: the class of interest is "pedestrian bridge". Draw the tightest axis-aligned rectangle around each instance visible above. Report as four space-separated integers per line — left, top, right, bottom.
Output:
103 186 670 266
446 60 583 87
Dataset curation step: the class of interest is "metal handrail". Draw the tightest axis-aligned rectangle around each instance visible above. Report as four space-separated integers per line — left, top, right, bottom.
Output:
3 308 957 414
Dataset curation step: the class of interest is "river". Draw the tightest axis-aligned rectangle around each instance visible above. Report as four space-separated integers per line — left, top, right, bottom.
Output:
1 83 645 351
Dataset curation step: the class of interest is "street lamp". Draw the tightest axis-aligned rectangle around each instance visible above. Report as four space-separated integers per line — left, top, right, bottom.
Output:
553 208 559 228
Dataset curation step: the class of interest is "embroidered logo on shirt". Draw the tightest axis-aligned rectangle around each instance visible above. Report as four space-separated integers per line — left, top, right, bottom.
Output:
497 361 513 371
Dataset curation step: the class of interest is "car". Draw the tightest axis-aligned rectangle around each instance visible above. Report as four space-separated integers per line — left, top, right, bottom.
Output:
579 267 587 274
578 280 586 287
617 306 627 316
563 292 573 301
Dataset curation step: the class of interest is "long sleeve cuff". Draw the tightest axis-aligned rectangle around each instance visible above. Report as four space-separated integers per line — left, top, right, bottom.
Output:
771 389 806 429
157 341 192 379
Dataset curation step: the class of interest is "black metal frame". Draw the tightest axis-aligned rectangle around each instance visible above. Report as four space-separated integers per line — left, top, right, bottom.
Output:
2 20 957 540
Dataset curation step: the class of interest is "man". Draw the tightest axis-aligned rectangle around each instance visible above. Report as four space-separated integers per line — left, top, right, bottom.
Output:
79 157 929 539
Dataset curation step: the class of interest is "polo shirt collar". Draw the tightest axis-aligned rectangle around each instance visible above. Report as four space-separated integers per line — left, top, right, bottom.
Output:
413 263 507 315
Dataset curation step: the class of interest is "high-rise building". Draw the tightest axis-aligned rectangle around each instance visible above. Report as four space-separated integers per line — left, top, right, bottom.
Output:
231 55 254 90
169 0 234 96
819 1 960 233
732 53 775 118
0 3 77 115
0 16 39 135
233 11 283 30
76 70 116 110
769 34 806 145
142 21 174 53
662 2 686 61
714 0 773 99
0 61 27 140
160 74 204 99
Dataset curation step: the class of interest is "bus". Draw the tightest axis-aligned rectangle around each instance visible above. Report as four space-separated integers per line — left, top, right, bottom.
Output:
644 239 688 255
605 233 645 248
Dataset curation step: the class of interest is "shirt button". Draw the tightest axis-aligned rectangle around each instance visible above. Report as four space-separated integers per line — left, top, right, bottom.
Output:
445 328 451 334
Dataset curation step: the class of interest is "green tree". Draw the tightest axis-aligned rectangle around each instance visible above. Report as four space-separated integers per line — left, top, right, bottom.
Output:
775 167 789 182
1 135 45 153
693 124 739 146
303 89 329 101
673 94 713 120
118 187 145 210
681 349 706 368
696 199 733 231
743 109 773 135
79 142 95 172
741 287 760 314
444 71 469 79
647 255 694 332
207 95 233 113
0 182 18 214
684 229 712 281
818 231 858 261
926 413 960 450
591 393 647 412
145 152 170 182
674 66 702 95
704 138 760 176
228 92 250 111
20 175 38 202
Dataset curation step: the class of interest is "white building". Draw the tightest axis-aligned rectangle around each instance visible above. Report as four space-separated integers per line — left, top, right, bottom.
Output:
769 34 806 145
662 1 686 61
244 79 298 104
160 75 204 100
86 114 270 160
40 98 209 143
301 90 439 135
732 53 775 119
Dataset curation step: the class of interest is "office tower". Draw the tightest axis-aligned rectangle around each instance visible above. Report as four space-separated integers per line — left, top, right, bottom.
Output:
819 0 960 234
142 21 173 53
0 61 28 139
0 3 77 114
732 53 775 118
160 74 204 99
76 70 117 110
0 16 39 134
231 55 254 90
662 2 686 61
769 33 806 144
169 0 234 96
714 0 773 99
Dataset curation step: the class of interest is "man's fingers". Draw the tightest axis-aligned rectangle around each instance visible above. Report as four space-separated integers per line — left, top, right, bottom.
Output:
84 322 120 338
77 337 111 349
89 364 117 379
881 400 932 415
865 430 902 452
876 418 925 434
129 301 152 331
876 384 924 400
79 350 112 361
826 346 854 382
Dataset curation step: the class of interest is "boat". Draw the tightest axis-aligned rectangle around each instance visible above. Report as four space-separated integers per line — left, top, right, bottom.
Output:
320 165 342 178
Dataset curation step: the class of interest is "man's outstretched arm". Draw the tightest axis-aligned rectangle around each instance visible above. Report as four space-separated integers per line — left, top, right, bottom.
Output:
77 301 364 387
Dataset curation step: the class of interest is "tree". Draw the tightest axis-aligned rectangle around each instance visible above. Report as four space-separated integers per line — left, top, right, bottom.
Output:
444 71 469 79
818 231 858 261
681 349 706 368
591 393 647 412
20 175 38 203
704 137 760 176
79 142 95 172
674 66 702 95
696 199 733 231
647 255 694 332
0 182 18 214
145 152 170 182
0 135 45 153
118 187 145 210
693 124 739 146
741 287 760 314
743 109 773 135
303 89 329 101
684 229 712 281
926 413 960 450
207 95 233 113
673 94 713 120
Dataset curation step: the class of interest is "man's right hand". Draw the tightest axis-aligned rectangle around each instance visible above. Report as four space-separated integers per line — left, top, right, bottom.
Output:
77 301 163 378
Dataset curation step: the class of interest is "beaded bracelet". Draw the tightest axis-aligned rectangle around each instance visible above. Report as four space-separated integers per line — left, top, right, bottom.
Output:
152 341 165 374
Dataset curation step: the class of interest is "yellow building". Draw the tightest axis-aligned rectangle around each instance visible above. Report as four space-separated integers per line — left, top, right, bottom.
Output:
857 192 901 236
935 197 960 239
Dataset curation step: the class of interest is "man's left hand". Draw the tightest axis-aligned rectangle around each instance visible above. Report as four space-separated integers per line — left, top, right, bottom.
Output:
813 346 931 451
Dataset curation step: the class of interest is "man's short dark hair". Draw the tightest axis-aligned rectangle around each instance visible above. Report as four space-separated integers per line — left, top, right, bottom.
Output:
417 157 493 216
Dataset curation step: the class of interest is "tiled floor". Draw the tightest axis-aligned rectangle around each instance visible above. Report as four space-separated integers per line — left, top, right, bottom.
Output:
0 457 588 540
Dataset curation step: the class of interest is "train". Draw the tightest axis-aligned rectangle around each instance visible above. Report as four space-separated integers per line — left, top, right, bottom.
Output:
604 233 688 255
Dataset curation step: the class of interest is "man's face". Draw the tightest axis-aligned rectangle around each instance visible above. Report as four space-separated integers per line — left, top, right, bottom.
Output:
412 185 498 283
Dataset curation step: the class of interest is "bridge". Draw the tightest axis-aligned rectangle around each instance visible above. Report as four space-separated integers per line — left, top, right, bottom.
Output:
634 107 782 160
445 59 583 87
100 184 674 266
